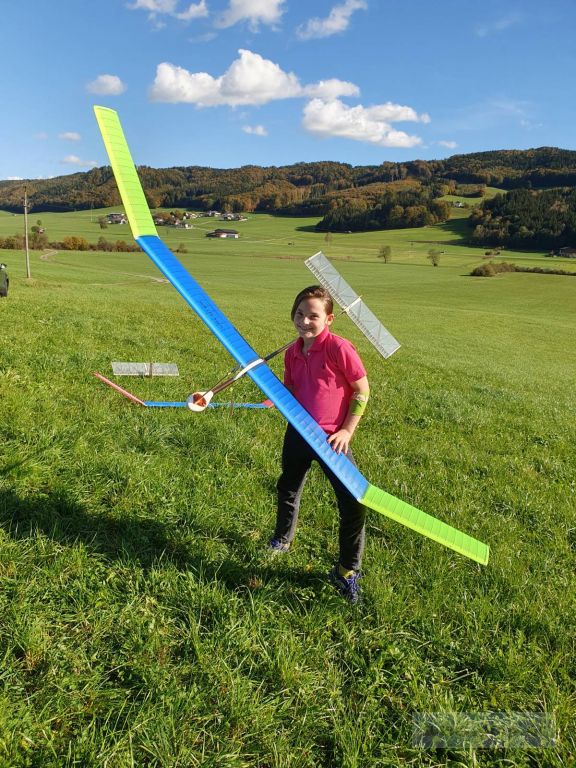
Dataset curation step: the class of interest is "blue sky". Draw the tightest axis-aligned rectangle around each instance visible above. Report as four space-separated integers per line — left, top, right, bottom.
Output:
2 0 576 180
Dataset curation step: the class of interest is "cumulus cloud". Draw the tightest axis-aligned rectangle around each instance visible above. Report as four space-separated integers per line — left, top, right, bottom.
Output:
59 132 81 141
128 0 208 22
242 124 268 136
438 140 457 149
146 48 431 151
150 49 356 106
61 155 98 168
303 78 359 100
302 98 429 148
216 0 285 30
6 176 23 180
86 75 126 96
297 0 367 40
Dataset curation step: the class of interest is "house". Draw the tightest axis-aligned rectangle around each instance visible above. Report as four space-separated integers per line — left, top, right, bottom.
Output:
559 247 576 258
220 213 248 221
206 229 239 239
107 212 127 224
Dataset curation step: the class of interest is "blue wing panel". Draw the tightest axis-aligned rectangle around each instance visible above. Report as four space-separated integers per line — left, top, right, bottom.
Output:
138 236 256 367
136 235 369 500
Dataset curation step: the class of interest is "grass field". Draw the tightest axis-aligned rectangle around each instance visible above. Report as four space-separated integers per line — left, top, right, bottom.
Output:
1 207 575 767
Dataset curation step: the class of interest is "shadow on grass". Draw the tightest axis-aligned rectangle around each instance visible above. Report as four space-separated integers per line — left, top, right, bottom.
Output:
294 224 321 233
0 486 326 602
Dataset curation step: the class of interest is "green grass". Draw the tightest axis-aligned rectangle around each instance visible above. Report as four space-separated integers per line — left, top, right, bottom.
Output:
0 209 575 767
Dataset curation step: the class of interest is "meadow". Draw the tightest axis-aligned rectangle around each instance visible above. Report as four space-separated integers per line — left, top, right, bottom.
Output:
0 207 575 767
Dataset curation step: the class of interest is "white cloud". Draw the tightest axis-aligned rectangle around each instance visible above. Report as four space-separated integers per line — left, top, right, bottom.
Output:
150 49 356 106
6 176 23 180
475 13 522 37
146 48 431 152
438 140 457 149
59 132 81 141
86 75 127 96
216 0 285 30
303 78 359 100
34 132 49 140
297 0 367 40
61 155 98 168
176 1 208 20
302 98 428 148
242 124 268 136
128 0 208 21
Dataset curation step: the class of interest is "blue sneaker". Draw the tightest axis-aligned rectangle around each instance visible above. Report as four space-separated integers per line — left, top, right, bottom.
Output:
268 537 290 554
328 565 362 604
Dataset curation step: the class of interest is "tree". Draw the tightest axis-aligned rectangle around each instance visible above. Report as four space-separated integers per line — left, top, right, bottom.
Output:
324 232 333 243
29 231 48 249
62 236 89 251
98 216 108 229
378 245 392 262
427 248 441 267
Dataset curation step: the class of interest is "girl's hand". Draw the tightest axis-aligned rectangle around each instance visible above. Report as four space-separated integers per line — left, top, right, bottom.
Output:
327 429 353 455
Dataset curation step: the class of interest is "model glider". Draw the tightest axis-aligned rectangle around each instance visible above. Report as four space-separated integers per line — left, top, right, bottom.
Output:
93 372 273 409
94 106 489 565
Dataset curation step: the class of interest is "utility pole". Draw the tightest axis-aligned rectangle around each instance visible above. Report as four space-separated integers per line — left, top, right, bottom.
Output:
23 185 31 278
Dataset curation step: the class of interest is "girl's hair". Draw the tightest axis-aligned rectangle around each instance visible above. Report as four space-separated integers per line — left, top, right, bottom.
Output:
291 285 333 320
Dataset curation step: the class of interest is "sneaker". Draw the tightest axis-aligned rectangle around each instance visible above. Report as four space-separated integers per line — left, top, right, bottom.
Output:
328 565 362 604
268 537 290 554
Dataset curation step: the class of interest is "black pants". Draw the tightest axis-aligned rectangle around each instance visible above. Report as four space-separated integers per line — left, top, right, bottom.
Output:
274 425 366 571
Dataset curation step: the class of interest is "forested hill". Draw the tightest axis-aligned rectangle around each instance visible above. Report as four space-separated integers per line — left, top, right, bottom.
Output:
1 146 576 215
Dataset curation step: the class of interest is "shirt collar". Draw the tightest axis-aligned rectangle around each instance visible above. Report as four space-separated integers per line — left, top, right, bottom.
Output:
296 325 331 355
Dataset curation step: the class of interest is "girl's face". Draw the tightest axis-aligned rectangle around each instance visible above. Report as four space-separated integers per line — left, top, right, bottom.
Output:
293 297 334 346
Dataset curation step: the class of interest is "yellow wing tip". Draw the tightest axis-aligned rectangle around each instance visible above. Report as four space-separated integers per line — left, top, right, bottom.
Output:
362 483 490 566
94 105 117 116
94 107 157 239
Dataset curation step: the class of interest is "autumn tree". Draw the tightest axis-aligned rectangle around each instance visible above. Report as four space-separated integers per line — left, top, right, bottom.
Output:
378 245 392 262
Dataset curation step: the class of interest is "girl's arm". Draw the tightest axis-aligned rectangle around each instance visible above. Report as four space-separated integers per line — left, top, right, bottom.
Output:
327 376 370 455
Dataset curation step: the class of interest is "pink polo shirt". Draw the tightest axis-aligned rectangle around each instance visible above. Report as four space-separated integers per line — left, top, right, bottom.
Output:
284 326 367 433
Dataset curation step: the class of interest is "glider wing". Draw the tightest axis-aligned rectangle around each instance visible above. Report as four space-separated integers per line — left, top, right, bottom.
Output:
306 251 400 359
94 106 489 565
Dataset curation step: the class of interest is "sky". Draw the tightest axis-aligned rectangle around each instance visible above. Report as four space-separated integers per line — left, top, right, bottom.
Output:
2 0 576 180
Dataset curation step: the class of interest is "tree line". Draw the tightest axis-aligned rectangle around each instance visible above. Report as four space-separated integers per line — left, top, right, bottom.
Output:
315 187 451 232
0 232 141 253
469 188 576 249
2 146 576 217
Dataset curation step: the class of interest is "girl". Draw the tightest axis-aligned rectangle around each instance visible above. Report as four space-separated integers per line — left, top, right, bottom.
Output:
269 285 370 603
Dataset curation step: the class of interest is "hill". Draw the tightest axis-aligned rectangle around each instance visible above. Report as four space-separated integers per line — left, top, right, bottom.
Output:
2 147 576 217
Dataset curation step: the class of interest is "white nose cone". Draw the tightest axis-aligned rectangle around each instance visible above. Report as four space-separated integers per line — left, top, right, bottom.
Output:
186 391 212 412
